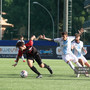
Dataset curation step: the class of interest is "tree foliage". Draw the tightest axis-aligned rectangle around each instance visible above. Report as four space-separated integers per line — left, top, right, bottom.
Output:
2 0 88 42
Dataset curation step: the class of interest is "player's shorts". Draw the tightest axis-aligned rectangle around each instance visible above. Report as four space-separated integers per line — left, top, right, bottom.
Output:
77 55 87 63
62 52 78 63
26 52 42 65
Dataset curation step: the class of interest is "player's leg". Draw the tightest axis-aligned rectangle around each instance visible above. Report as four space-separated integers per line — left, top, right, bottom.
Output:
80 55 90 77
27 59 42 78
82 56 90 67
40 63 53 74
34 52 53 74
71 54 82 67
71 54 83 77
78 59 85 67
21 55 26 62
63 57 81 77
63 54 81 77
15 55 18 62
85 62 90 67
15 55 25 62
62 55 75 70
67 60 75 70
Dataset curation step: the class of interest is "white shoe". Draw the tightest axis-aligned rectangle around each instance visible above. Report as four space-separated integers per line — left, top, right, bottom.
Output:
76 74 80 78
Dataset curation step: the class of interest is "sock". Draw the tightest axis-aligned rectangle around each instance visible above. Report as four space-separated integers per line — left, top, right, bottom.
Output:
76 62 82 67
68 61 75 70
15 55 17 62
30 66 41 75
44 63 49 69
21 55 24 61
44 63 53 74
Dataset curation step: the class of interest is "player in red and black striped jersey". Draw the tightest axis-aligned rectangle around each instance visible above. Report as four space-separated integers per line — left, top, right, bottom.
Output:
15 35 26 62
12 35 53 78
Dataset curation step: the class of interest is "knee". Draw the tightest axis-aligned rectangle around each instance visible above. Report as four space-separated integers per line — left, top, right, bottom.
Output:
79 59 83 62
39 63 44 68
78 59 83 64
27 60 33 68
67 61 70 64
28 63 33 68
29 65 33 68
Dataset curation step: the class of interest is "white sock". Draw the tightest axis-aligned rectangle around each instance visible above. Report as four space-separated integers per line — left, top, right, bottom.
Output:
68 61 75 70
21 55 24 61
76 62 82 67
16 55 18 60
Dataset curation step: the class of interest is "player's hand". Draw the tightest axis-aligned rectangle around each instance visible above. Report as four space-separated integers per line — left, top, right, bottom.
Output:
12 63 17 67
32 35 36 38
31 35 36 40
43 34 46 39
82 47 87 54
78 28 84 35
39 35 43 39
84 49 87 54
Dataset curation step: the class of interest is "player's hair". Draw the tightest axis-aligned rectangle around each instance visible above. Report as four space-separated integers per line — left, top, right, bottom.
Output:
16 42 24 48
20 35 24 38
61 32 68 36
75 33 80 38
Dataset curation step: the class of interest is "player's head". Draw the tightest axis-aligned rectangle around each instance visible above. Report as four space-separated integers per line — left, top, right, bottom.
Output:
16 42 26 51
16 42 24 48
61 32 68 40
75 33 80 41
20 35 24 40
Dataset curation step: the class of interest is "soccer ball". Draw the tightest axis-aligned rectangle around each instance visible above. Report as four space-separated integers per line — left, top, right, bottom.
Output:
20 70 28 78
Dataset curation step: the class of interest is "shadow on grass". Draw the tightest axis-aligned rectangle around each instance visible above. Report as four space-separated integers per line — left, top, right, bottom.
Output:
0 74 20 78
0 74 37 79
41 74 90 81
0 73 90 81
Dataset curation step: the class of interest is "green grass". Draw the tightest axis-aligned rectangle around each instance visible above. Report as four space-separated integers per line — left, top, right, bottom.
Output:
0 58 90 90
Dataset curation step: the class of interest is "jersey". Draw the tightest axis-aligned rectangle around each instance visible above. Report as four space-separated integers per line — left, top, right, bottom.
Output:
71 40 83 57
18 40 34 57
54 36 75 55
17 40 42 64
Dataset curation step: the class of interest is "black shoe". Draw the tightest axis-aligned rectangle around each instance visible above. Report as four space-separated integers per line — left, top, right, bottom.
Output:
48 66 53 74
36 75 42 78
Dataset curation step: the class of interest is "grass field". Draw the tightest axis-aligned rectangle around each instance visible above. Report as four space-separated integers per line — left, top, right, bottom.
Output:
0 58 90 90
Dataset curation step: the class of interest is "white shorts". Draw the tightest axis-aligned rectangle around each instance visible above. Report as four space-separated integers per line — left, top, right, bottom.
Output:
62 53 78 63
77 55 87 63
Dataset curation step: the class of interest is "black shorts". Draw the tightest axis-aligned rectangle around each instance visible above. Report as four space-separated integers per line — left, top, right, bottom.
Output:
26 52 42 65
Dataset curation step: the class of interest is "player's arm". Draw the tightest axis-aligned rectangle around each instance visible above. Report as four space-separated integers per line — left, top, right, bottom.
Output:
40 35 53 41
82 47 87 54
12 50 22 67
78 28 84 35
30 35 41 41
12 55 20 67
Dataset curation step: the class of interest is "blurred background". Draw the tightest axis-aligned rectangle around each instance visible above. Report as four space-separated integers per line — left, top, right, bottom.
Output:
0 0 90 44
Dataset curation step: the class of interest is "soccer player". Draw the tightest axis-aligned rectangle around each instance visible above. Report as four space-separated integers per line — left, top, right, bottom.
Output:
15 36 25 62
40 32 82 77
12 35 53 78
17 35 25 44
71 34 90 67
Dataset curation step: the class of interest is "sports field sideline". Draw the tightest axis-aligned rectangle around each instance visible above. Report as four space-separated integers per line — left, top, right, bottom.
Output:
0 58 90 90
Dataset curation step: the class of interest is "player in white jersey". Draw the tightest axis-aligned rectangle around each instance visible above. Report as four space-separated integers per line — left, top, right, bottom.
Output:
71 34 90 67
40 32 82 77
15 36 25 62
17 36 25 44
